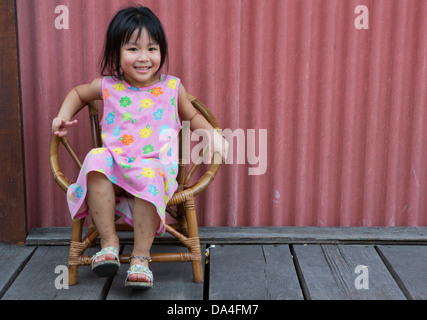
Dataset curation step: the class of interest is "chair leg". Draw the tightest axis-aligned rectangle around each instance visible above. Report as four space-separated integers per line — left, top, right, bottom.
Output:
184 195 204 283
86 221 98 247
175 203 188 236
68 265 79 286
191 255 204 283
68 218 84 286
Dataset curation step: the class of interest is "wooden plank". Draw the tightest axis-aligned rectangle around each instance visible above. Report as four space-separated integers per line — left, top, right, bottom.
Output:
209 245 303 300
26 226 427 246
377 245 427 300
26 227 179 245
0 244 36 298
1 246 110 300
200 227 427 244
0 0 26 244
106 244 204 300
293 244 406 300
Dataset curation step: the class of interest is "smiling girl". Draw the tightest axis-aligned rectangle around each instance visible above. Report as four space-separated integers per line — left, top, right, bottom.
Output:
51 6 227 289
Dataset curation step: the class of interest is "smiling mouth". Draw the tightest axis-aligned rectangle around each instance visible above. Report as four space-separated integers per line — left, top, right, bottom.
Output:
134 66 151 72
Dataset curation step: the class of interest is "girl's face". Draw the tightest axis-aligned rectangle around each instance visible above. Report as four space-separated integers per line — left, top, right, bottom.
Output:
120 28 161 87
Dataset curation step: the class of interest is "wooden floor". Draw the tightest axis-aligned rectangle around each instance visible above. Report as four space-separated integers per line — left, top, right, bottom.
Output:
2 227 427 300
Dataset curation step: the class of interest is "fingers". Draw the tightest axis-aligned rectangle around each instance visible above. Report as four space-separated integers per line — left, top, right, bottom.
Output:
61 119 78 127
52 118 78 136
54 130 67 137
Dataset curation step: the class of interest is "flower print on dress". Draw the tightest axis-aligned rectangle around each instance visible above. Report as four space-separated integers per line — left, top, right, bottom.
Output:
137 167 156 178
113 83 126 91
150 87 163 97
109 174 117 184
139 125 153 138
112 126 122 137
113 147 124 155
104 89 110 101
68 191 74 203
75 184 84 198
167 78 178 89
157 168 165 177
153 108 164 120
158 206 165 218
106 156 115 168
119 134 134 146
90 148 107 157
106 112 115 125
159 124 170 134
143 144 154 154
148 184 159 196
120 161 132 169
120 96 132 108
140 98 153 111
123 112 137 124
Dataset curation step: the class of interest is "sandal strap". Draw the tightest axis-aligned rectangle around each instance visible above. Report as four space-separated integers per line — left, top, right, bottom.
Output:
129 255 152 263
92 247 120 264
126 264 153 282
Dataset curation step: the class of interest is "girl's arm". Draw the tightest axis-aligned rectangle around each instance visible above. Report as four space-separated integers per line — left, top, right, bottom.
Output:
178 84 229 161
52 77 103 137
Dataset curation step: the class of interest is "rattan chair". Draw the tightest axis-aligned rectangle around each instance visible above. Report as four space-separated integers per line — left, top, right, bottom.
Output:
49 93 221 285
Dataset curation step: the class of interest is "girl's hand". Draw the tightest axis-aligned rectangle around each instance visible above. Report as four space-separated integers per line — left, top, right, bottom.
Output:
52 117 78 137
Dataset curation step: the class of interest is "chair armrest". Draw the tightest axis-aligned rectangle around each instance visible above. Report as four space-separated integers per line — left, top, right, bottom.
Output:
187 152 222 197
166 94 223 205
49 134 73 192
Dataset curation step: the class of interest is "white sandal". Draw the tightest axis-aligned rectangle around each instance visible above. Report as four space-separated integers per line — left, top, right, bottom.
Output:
91 247 120 277
125 256 153 289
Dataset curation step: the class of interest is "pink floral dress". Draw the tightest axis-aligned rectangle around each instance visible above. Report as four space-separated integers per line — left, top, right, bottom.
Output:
67 75 181 236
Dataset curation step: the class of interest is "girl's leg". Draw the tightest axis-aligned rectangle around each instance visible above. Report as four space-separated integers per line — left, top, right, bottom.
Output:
128 198 160 282
87 171 120 262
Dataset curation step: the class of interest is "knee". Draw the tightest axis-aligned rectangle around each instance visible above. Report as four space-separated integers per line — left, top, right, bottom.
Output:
87 171 124 196
134 198 157 213
87 171 110 187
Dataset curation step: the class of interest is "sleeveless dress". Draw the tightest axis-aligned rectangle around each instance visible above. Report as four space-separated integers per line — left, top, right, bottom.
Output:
67 75 181 236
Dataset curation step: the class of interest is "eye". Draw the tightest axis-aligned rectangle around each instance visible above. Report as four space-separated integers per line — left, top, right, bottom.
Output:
148 47 158 52
128 47 138 52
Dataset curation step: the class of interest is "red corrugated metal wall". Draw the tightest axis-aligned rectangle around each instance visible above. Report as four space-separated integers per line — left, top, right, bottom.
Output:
17 0 427 230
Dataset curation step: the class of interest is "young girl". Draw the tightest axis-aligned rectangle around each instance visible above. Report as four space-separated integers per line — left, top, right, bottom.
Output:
51 6 227 289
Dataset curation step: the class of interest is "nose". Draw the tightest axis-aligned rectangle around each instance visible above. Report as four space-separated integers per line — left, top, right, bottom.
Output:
137 50 149 61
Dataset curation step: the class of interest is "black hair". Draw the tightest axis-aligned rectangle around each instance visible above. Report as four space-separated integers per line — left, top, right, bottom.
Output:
99 6 168 79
